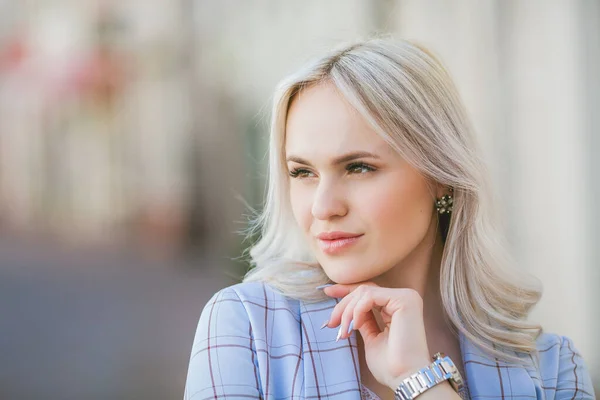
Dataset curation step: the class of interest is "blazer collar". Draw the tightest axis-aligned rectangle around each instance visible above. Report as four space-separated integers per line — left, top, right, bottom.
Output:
302 298 538 399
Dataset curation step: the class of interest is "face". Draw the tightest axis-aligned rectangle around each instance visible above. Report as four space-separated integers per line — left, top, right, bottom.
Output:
285 82 442 284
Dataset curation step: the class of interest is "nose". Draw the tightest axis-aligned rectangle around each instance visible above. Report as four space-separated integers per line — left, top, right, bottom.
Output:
311 180 348 220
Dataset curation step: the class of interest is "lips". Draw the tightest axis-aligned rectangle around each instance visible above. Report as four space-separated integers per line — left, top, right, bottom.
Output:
316 231 362 240
316 232 363 254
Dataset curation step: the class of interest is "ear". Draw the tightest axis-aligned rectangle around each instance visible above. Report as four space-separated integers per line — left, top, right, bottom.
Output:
433 182 448 199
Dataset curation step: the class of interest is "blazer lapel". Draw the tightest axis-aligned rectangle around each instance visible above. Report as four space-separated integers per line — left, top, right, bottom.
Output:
300 297 362 399
459 331 539 399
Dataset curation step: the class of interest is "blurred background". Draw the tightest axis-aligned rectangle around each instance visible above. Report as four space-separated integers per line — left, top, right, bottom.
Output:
0 0 598 399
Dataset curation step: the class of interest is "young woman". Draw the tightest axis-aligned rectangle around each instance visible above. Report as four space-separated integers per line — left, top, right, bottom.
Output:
183 39 595 399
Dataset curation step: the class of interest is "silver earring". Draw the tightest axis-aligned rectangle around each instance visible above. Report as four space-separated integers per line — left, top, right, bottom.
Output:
435 188 454 215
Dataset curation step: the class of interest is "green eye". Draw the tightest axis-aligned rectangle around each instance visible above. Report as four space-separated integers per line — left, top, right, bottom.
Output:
289 168 314 178
346 162 376 174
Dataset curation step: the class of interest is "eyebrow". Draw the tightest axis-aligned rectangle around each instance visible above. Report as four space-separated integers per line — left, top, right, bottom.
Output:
285 151 381 166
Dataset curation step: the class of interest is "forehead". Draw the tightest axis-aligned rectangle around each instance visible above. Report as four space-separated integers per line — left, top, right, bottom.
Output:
285 83 391 157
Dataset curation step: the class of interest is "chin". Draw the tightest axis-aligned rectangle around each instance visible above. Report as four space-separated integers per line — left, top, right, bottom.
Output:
320 259 376 285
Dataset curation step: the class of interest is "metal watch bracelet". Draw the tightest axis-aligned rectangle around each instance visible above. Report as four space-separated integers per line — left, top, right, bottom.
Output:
394 352 464 400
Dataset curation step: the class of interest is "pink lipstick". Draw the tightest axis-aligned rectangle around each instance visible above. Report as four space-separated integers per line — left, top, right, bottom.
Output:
316 231 363 254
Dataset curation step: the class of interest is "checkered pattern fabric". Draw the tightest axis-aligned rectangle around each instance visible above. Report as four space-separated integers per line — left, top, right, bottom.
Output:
184 282 595 399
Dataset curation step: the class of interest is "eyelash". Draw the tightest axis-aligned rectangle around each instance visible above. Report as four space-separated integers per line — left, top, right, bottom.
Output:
288 162 376 179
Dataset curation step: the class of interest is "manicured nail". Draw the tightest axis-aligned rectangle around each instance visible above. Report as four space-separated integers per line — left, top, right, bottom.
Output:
347 320 354 334
320 320 329 329
335 327 342 342
316 284 334 290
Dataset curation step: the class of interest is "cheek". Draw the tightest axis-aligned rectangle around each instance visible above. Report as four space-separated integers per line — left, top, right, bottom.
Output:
362 179 432 244
289 184 312 231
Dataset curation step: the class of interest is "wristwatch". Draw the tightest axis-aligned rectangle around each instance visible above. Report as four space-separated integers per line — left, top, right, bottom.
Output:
394 352 464 400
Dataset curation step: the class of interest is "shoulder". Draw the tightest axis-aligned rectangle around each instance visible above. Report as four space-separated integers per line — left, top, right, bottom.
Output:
225 281 294 302
533 332 595 398
200 281 302 328
534 331 584 364
187 283 284 399
534 331 565 359
205 281 299 308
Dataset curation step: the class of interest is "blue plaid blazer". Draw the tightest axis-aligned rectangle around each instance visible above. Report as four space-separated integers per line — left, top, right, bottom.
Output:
184 281 595 399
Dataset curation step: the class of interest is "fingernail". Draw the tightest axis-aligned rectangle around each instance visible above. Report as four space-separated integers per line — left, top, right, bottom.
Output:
335 327 342 342
316 284 334 290
320 320 329 329
347 320 354 334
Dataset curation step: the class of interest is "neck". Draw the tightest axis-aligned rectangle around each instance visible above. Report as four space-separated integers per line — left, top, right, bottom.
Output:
371 217 448 333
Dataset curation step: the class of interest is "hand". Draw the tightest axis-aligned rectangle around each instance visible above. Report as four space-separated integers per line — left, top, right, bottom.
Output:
322 282 431 390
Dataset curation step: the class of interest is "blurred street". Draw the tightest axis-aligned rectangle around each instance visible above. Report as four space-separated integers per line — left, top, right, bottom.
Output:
0 235 237 400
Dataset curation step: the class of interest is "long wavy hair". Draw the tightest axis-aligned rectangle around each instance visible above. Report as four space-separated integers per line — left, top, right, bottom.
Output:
243 38 543 365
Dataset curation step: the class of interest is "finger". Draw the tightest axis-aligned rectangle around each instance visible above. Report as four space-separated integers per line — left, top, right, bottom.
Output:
346 286 423 318
323 281 378 298
327 283 375 329
336 294 362 341
334 284 381 341
352 296 382 343
325 289 356 329
381 288 423 318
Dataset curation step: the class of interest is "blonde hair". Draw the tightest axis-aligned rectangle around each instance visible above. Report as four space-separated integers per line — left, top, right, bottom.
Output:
243 38 543 365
